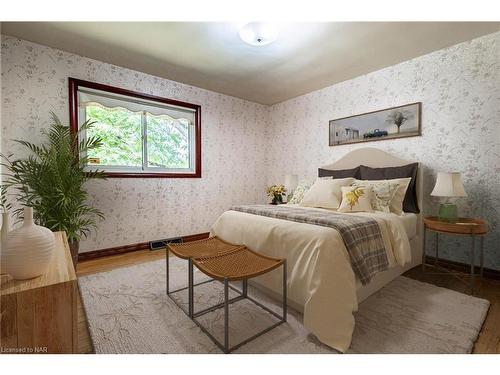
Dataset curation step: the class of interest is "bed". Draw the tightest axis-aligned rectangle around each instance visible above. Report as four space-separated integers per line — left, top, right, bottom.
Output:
211 148 424 352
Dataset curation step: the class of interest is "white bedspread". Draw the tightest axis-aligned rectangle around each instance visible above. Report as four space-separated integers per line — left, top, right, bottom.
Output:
210 206 411 352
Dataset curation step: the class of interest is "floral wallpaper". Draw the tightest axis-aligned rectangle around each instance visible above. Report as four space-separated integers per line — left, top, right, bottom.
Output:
265 31 499 270
1 32 499 270
0 36 269 252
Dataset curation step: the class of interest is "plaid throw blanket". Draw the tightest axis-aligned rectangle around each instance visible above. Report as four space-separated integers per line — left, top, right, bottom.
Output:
231 205 388 285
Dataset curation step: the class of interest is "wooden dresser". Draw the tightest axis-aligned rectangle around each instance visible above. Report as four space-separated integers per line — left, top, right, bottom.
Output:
1 232 77 353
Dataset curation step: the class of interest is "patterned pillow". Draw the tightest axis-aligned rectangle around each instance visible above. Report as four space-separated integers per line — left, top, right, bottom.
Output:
338 185 373 212
287 179 313 204
352 180 400 213
359 163 419 213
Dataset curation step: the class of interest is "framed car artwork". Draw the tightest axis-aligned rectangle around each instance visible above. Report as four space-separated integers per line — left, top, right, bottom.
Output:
329 102 421 146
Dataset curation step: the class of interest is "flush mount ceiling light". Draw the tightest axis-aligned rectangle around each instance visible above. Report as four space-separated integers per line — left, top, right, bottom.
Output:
238 22 280 46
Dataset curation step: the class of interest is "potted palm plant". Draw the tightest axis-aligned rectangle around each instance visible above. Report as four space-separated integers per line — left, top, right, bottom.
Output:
1 113 105 267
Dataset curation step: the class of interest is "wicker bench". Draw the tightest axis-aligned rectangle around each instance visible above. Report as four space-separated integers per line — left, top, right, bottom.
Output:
166 237 287 353
166 237 243 317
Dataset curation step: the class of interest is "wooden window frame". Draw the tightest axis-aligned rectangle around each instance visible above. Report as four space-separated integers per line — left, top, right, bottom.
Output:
68 78 201 178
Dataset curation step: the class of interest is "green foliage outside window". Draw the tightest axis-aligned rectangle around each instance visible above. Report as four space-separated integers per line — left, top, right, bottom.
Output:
86 106 142 166
85 105 190 170
146 114 189 169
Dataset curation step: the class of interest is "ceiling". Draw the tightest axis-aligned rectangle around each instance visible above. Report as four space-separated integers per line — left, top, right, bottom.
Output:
2 22 499 105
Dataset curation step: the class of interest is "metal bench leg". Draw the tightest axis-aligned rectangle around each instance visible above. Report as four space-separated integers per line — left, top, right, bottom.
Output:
224 278 229 354
435 232 439 266
166 247 169 295
189 258 194 318
242 279 248 298
480 236 484 278
282 260 287 322
470 235 475 295
422 226 426 272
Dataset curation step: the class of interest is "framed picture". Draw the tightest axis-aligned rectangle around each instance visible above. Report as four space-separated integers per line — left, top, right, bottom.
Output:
329 102 421 146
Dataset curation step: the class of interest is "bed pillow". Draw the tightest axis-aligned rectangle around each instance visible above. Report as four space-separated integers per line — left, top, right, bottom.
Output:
338 185 373 213
318 166 360 179
352 179 402 213
299 177 354 209
354 178 411 215
359 163 419 213
287 179 314 204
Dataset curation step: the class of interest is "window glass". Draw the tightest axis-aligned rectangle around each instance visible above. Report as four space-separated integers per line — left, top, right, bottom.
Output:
73 83 200 177
146 114 190 169
85 105 142 168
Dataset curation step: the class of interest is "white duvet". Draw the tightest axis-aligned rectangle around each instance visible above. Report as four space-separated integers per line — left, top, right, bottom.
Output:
210 206 411 352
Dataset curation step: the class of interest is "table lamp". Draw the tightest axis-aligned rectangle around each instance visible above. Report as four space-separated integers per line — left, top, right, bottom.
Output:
430 172 467 222
284 174 298 202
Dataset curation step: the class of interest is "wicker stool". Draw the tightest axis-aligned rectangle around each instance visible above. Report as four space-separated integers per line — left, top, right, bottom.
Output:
167 237 287 353
166 236 244 318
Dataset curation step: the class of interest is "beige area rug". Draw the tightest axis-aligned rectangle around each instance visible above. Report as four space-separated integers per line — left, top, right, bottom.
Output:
78 258 489 354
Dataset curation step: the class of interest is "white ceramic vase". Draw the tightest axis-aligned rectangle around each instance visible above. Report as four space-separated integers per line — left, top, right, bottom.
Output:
3 207 55 280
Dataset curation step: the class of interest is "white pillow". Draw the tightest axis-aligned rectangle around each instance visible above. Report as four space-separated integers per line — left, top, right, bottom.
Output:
362 177 411 215
287 179 314 204
299 177 354 209
355 177 411 215
352 180 400 213
338 185 374 213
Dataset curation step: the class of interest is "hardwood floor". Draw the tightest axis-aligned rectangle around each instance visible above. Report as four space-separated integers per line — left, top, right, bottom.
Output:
76 249 500 354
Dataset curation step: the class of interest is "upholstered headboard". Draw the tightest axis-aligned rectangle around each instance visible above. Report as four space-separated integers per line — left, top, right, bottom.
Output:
320 147 423 235
321 147 414 170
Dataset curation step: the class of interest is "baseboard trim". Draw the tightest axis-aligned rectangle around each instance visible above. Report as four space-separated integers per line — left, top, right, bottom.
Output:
78 232 210 262
425 255 500 280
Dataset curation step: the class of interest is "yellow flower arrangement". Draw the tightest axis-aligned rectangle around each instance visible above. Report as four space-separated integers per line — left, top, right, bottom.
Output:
267 184 287 204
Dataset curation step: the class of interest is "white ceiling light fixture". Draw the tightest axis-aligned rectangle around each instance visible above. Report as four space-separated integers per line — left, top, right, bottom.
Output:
238 22 280 46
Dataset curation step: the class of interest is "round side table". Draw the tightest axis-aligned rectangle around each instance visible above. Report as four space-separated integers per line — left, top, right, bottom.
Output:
423 216 488 294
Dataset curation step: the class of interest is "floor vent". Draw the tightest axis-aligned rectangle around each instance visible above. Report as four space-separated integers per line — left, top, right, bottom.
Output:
149 237 183 251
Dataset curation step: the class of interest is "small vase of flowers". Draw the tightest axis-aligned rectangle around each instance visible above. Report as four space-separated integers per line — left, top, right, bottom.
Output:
267 184 287 205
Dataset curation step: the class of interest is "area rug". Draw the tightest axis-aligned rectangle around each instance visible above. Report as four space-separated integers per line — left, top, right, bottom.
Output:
78 258 489 354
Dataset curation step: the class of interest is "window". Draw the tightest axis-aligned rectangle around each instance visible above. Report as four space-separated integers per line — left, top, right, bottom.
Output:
69 78 201 178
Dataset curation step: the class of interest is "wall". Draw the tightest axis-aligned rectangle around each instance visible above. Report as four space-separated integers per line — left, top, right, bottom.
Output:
0 25 2 189
1 36 269 252
1 32 499 269
266 31 500 270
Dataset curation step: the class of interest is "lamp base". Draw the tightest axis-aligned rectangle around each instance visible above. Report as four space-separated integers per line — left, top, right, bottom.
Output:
438 203 458 222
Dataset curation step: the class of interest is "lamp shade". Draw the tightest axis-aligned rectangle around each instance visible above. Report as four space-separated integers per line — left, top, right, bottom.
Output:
430 172 467 197
284 174 298 191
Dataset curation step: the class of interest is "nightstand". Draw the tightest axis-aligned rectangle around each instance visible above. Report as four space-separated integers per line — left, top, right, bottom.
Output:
422 216 488 294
